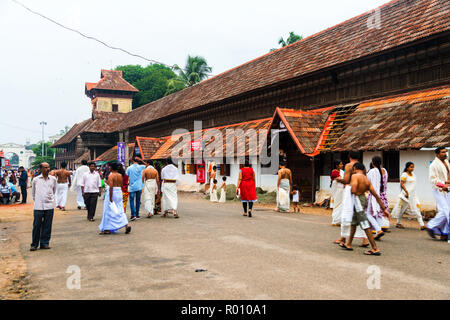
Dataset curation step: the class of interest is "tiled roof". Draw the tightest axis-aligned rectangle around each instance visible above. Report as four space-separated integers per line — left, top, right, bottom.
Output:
83 111 127 134
120 0 449 130
151 118 271 160
95 143 135 162
74 151 91 164
85 69 138 93
135 137 167 160
275 107 333 156
51 119 92 147
328 85 450 151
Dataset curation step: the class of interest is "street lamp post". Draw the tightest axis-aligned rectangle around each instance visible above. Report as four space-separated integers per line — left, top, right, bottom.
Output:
40 121 47 156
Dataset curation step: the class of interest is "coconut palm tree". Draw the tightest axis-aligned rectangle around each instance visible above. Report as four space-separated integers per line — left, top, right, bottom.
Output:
270 32 303 51
173 55 212 87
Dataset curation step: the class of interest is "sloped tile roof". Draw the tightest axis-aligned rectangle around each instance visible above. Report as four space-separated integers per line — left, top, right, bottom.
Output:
74 151 91 164
120 0 449 130
151 118 271 160
135 137 168 160
276 107 333 155
83 111 127 134
95 143 135 162
85 69 138 93
51 118 92 147
329 85 450 151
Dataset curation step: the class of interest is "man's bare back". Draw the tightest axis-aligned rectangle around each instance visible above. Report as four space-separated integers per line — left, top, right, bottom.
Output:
108 172 123 188
278 168 292 180
350 173 372 195
143 166 158 180
56 169 71 184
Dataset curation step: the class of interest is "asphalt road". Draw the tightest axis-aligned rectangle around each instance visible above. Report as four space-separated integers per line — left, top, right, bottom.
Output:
17 191 449 299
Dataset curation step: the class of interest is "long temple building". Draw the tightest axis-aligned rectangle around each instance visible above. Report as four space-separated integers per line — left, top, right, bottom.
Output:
52 0 450 207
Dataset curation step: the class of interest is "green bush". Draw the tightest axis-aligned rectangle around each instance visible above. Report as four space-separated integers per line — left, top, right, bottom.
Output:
226 184 237 200
256 187 267 194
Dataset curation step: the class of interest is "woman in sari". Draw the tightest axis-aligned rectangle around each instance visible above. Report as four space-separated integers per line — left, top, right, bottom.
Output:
117 163 129 214
330 160 345 226
391 162 425 230
236 158 257 217
366 156 390 240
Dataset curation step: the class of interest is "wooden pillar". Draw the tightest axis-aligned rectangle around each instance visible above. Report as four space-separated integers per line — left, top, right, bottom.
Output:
124 130 130 166
311 156 315 203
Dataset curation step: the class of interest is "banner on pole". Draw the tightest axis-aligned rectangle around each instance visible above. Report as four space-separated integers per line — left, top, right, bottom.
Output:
117 142 125 165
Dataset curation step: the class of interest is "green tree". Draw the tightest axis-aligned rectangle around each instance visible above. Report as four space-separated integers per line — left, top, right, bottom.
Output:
165 78 186 96
32 142 55 158
31 156 55 170
173 55 212 87
115 63 184 109
270 31 303 51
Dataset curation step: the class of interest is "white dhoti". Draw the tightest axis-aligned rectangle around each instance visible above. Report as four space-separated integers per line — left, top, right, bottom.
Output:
56 182 69 208
392 194 424 227
277 179 290 212
99 187 128 233
76 186 85 207
427 189 450 236
143 179 157 215
331 181 344 225
341 186 367 239
219 189 226 203
162 182 178 212
210 188 218 202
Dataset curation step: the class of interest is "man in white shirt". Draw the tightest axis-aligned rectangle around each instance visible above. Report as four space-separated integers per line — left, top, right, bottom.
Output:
71 160 90 210
31 162 57 251
426 146 450 241
0 178 12 204
81 162 102 221
161 158 179 218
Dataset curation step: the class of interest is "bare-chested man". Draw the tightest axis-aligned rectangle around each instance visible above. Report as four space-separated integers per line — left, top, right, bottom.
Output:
334 151 369 246
98 162 131 235
276 162 293 212
55 162 72 210
340 162 389 255
142 161 160 218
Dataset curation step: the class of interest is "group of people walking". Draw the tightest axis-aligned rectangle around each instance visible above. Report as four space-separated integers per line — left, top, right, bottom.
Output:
28 157 181 251
330 147 449 256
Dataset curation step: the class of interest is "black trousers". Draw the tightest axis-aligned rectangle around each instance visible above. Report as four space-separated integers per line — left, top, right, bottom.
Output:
84 192 99 219
31 209 54 248
20 186 27 203
1 193 10 204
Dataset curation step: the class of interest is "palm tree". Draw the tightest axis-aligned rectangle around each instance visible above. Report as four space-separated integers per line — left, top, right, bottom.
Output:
270 32 303 51
173 55 212 87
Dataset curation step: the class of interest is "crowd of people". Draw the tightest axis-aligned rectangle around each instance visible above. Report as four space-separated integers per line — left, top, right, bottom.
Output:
329 147 450 256
4 146 448 253
0 166 32 205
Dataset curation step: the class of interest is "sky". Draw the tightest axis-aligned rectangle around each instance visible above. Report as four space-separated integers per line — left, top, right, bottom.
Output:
0 0 388 145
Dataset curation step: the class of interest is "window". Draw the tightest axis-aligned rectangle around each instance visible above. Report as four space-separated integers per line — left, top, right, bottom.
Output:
382 151 400 181
219 163 231 176
112 104 118 112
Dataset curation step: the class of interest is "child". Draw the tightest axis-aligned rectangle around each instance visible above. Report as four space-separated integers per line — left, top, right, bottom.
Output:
219 177 227 203
292 185 300 213
210 179 219 202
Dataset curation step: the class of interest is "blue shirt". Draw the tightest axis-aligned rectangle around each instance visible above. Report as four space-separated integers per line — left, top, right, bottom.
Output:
126 164 146 192
7 182 17 193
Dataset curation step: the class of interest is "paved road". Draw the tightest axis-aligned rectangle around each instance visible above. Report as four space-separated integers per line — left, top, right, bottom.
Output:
17 191 449 299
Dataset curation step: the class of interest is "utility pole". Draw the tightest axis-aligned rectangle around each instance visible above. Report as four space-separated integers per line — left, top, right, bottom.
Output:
40 121 47 156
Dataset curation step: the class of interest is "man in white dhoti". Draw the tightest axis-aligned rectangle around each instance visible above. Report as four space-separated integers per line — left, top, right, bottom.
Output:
55 162 72 211
276 162 292 212
161 159 179 218
71 160 89 210
426 147 450 241
334 151 369 247
99 162 131 234
142 163 160 218
330 160 345 225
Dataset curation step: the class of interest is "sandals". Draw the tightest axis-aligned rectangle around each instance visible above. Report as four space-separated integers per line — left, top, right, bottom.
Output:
125 226 131 234
174 214 179 219
99 230 111 235
374 232 385 240
364 249 381 256
248 211 252 218
243 213 248 216
339 243 353 251
396 224 405 229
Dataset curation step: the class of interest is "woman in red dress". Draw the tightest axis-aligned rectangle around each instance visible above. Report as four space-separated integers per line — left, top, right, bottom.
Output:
236 158 257 217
